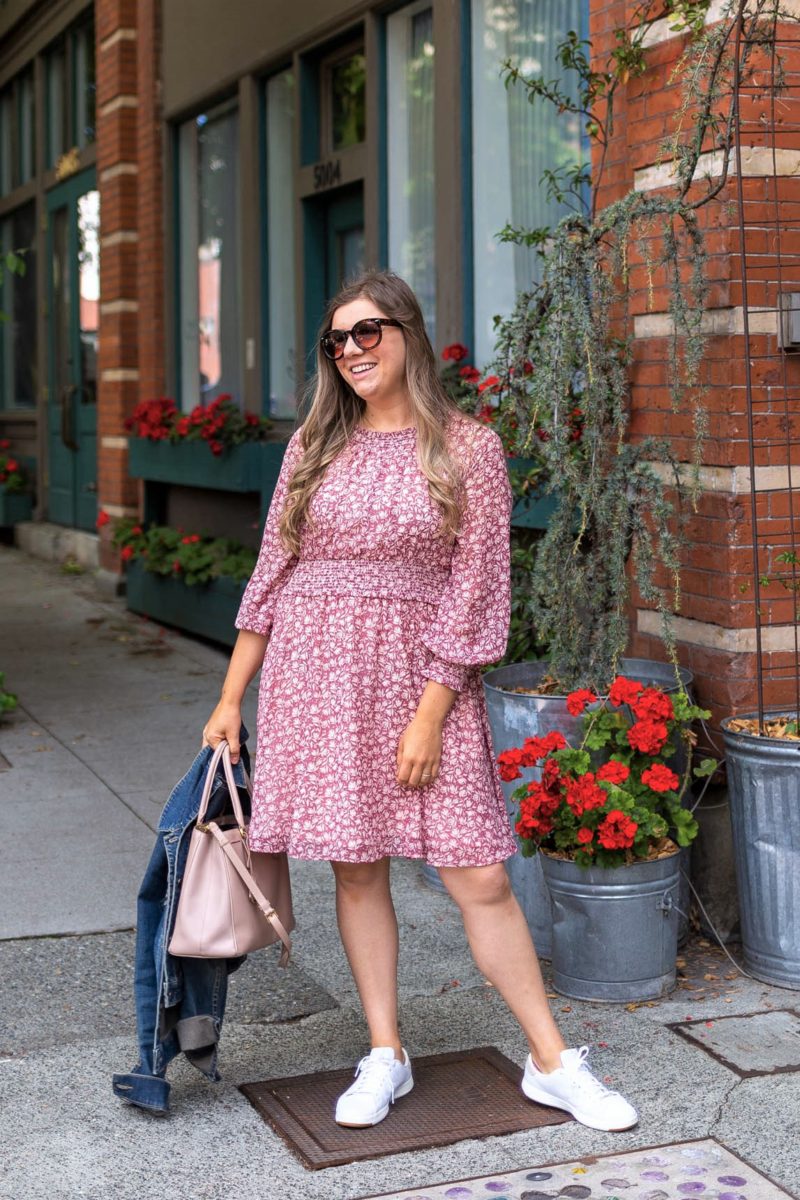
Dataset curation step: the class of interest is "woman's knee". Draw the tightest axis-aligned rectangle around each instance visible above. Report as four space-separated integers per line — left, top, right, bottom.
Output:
438 862 512 908
331 858 390 891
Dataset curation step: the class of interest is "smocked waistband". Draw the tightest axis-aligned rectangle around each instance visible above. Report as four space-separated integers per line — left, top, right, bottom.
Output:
282 559 449 604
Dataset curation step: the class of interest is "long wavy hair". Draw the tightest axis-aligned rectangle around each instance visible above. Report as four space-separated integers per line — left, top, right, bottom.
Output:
278 269 473 555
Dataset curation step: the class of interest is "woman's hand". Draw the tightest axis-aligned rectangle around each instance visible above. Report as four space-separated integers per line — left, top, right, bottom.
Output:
202 700 243 764
396 714 443 788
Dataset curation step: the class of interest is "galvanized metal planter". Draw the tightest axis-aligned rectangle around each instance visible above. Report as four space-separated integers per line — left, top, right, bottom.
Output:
479 658 694 962
722 713 800 989
541 850 681 1002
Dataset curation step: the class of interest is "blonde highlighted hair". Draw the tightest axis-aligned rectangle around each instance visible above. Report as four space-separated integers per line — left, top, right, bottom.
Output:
278 270 475 555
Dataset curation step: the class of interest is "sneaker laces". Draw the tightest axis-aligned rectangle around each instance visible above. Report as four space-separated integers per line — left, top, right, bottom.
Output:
348 1054 398 1101
565 1046 618 1099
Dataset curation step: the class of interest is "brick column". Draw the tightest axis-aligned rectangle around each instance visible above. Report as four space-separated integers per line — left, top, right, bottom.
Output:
591 1 800 724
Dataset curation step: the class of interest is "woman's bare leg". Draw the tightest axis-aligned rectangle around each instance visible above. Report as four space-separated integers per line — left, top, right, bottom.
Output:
331 858 403 1059
437 862 566 1071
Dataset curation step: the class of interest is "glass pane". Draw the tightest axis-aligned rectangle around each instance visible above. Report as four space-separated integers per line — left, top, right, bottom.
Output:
331 52 366 150
19 69 35 183
387 3 436 342
47 41 67 166
10 203 37 407
179 105 241 409
78 190 100 403
52 206 71 406
74 23 96 148
337 226 365 282
266 70 297 420
0 90 12 195
471 0 585 363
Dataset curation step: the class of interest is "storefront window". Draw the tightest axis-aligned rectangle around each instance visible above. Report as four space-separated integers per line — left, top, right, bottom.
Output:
178 101 241 410
387 2 435 341
45 19 96 168
0 67 36 195
471 0 586 363
1 203 37 409
265 70 297 419
330 51 366 150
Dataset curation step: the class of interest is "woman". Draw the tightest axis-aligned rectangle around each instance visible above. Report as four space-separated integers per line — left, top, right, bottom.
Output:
202 270 637 1133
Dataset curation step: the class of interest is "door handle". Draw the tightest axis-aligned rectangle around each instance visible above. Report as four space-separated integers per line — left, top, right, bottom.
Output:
60 384 79 451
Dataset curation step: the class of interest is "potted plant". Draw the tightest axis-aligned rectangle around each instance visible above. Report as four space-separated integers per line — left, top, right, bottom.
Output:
126 395 277 492
109 516 257 647
0 439 33 527
500 675 714 1000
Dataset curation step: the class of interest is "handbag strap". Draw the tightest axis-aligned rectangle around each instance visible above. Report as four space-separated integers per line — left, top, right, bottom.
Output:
198 741 247 828
205 822 292 967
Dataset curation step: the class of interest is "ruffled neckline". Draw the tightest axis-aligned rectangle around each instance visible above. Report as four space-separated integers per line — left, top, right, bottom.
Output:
353 424 418 439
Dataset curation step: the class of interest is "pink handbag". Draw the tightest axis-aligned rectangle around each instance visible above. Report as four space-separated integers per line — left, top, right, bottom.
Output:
168 741 294 964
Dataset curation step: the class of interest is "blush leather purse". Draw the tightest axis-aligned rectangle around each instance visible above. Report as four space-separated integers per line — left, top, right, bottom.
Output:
168 740 294 964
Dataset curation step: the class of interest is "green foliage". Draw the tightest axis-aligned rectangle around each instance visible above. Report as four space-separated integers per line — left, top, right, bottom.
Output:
0 671 18 716
112 519 257 587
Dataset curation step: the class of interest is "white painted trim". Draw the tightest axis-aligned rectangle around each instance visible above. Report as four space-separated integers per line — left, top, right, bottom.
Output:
99 163 139 183
100 231 139 247
101 369 140 382
640 0 800 48
645 461 800 494
637 609 797 653
100 300 139 314
635 147 800 192
101 436 130 450
634 307 778 338
102 504 138 519
98 96 139 117
99 28 137 52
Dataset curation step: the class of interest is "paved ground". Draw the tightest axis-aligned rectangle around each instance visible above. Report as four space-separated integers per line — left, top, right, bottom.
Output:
1 544 799 1200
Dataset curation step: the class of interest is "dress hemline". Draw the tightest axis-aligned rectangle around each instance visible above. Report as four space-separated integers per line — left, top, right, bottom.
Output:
249 837 516 869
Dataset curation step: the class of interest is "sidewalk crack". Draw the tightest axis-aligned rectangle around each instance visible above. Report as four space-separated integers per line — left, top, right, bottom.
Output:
708 1072 743 1136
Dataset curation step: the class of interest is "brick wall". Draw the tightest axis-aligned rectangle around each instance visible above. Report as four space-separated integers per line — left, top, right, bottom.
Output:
95 0 164 569
590 1 800 723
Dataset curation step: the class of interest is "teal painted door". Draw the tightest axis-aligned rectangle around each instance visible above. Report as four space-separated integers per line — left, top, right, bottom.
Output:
46 171 99 530
325 186 365 295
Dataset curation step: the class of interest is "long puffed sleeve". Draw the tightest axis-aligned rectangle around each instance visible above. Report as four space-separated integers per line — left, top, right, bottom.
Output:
235 428 305 636
421 429 513 692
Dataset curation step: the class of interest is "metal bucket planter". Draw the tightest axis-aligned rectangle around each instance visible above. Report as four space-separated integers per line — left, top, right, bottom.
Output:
722 713 800 989
541 850 681 1002
479 658 694 961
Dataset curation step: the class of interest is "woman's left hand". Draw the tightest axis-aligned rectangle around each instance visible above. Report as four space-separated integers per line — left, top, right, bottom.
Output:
396 715 442 788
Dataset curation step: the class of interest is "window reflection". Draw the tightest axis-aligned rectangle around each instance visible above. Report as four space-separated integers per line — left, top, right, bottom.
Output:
331 52 366 150
78 190 100 403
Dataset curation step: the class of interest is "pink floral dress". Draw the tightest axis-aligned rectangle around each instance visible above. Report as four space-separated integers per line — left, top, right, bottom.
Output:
235 413 517 867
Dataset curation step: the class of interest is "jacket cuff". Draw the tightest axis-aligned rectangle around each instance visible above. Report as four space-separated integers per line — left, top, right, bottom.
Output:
424 654 468 693
112 1071 171 1114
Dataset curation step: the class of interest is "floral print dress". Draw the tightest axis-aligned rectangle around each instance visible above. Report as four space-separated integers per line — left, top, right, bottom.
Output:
235 414 517 867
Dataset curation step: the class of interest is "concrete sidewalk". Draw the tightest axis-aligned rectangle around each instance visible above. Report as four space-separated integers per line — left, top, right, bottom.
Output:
1 544 798 1200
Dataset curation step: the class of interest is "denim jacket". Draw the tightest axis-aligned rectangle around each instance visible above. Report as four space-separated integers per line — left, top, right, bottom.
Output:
112 731 252 1114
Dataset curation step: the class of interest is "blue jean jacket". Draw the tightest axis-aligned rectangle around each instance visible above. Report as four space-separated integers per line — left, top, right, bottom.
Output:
112 731 252 1114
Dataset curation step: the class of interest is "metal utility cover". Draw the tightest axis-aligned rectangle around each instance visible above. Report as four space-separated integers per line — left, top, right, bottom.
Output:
239 1046 570 1169
671 1009 800 1077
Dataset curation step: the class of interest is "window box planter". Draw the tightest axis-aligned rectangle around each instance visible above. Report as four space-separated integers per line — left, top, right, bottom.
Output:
507 457 557 530
128 438 272 493
125 559 245 648
0 492 33 527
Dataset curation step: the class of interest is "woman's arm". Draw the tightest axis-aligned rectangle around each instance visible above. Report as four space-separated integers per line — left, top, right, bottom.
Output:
202 629 269 764
396 679 457 788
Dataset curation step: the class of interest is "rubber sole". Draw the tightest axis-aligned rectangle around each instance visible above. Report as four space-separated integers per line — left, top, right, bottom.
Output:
335 1075 415 1128
521 1077 637 1133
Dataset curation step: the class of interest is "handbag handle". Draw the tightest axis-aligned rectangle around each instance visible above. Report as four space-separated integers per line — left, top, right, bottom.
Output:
197 741 248 829
206 823 292 966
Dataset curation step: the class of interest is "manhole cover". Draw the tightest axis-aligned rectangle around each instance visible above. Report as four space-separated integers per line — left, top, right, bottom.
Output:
671 1009 800 1077
360 1137 794 1200
240 1046 569 1169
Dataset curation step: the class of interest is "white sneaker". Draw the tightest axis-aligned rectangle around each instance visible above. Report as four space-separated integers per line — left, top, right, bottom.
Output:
521 1045 638 1132
335 1047 414 1127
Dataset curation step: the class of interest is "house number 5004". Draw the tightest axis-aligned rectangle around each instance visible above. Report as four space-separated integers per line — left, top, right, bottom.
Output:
313 159 342 190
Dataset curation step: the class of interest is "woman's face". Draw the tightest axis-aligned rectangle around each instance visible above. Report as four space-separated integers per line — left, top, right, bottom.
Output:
330 296 408 405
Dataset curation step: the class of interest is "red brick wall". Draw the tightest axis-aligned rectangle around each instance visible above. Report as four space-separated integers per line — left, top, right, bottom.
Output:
95 0 164 570
590 2 800 723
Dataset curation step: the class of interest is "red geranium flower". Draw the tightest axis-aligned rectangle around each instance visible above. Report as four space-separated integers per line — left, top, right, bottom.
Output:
641 763 680 793
4 458 19 472
633 687 674 723
0 438 10 449
608 676 644 707
566 688 597 716
120 545 134 561
564 773 606 817
577 827 594 845
497 747 526 781
478 375 501 394
460 365 481 383
442 342 469 362
627 719 669 756
541 730 567 754
597 760 631 785
172 559 182 573
131 525 143 535
597 810 638 850
96 510 111 529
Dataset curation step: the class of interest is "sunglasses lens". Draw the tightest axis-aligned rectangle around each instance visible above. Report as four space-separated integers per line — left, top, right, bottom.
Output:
352 320 382 350
322 332 346 359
